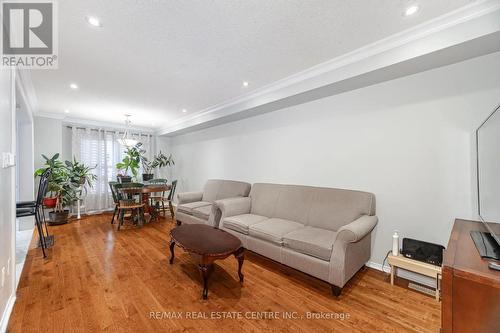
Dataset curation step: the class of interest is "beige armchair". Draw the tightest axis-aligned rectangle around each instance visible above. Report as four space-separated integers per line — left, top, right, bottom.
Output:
176 179 251 226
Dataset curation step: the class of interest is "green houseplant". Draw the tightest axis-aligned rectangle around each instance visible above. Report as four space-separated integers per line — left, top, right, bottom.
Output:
141 150 174 181
35 154 97 224
116 144 141 182
117 143 174 182
35 153 67 210
66 157 98 188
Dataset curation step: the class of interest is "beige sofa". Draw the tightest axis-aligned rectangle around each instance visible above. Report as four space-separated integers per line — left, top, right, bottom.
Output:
176 179 251 226
214 183 377 295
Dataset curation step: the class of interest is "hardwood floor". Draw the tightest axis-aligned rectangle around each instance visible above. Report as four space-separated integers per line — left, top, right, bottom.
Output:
8 214 440 332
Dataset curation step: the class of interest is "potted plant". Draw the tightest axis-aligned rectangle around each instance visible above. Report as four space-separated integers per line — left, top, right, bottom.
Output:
65 157 97 197
141 157 155 181
116 143 175 182
133 143 154 181
35 153 66 209
48 175 76 225
116 144 141 182
35 154 98 224
141 149 174 181
154 151 174 169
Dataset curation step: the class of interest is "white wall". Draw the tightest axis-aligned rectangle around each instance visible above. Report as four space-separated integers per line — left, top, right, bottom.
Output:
16 120 34 202
33 117 63 170
168 52 500 268
0 69 16 332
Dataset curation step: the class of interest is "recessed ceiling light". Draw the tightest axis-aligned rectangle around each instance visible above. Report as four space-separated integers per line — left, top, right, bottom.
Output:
404 5 419 16
86 16 102 27
242 81 249 87
70 83 78 89
182 109 187 113
64 109 70 113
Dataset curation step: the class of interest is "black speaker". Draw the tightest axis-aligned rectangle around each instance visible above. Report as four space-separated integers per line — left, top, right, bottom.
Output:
401 238 445 266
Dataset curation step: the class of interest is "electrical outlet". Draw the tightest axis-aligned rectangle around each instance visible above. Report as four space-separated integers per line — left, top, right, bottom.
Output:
1 266 5 288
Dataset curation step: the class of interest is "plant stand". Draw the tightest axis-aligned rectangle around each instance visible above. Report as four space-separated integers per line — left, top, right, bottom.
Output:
76 198 82 219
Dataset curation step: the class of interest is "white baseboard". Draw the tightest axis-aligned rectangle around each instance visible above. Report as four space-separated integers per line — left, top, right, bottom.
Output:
367 261 436 288
0 294 16 333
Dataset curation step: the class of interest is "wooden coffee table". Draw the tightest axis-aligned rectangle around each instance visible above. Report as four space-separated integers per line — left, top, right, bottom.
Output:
169 224 244 299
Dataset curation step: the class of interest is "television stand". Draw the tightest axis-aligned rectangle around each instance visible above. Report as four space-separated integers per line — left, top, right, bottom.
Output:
470 230 500 260
442 219 500 332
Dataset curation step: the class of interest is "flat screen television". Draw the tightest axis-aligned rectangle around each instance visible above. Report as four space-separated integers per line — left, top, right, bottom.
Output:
474 103 500 261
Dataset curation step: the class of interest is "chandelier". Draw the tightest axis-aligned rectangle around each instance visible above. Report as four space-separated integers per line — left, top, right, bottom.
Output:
117 115 138 147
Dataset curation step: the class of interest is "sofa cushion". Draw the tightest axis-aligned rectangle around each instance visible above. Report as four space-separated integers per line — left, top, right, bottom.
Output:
192 205 212 220
283 227 336 261
249 218 304 244
177 201 211 215
202 179 251 202
249 183 375 231
223 214 269 235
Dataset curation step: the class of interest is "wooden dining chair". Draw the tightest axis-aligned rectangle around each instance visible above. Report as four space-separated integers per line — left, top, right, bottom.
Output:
113 183 145 230
148 178 168 214
160 180 177 219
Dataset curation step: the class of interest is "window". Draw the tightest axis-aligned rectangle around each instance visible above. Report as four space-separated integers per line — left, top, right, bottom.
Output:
70 127 153 212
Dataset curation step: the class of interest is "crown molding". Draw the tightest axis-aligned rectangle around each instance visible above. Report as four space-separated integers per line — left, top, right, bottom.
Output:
158 0 500 136
35 112 157 133
64 116 155 134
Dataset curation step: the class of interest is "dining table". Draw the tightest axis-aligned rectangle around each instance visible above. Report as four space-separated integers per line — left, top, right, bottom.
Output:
118 184 171 223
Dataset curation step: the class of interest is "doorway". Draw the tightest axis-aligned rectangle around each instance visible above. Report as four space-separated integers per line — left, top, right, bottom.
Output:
14 87 35 287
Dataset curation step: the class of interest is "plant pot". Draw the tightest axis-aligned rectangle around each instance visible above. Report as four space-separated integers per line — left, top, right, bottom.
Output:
43 197 57 208
117 175 132 183
142 173 154 181
49 210 70 225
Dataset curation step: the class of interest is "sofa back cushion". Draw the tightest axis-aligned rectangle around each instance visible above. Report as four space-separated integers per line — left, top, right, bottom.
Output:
249 183 375 231
202 179 251 202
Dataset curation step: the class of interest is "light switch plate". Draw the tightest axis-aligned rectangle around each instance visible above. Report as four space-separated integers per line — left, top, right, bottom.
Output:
1 152 15 168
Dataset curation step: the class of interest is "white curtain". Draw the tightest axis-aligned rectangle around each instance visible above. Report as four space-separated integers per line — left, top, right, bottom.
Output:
71 127 153 213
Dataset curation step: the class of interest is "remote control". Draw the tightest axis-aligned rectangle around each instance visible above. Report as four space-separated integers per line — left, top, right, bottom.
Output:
488 262 500 271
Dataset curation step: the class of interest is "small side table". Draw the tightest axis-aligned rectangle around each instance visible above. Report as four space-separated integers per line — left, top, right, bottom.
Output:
387 254 442 301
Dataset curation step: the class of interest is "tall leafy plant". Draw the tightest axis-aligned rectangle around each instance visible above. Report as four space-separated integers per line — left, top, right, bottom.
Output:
141 151 175 175
65 157 98 197
35 154 97 212
116 144 141 179
35 153 68 199
117 143 175 179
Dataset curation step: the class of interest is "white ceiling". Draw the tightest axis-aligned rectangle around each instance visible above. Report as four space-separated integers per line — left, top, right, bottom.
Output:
30 0 476 130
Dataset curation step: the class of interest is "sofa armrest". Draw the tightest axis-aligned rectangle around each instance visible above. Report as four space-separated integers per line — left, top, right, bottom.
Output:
329 215 378 288
211 197 252 228
177 191 203 205
335 215 378 243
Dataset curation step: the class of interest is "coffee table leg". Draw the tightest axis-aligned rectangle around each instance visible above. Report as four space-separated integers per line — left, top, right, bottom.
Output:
169 239 175 264
199 264 213 299
235 248 245 283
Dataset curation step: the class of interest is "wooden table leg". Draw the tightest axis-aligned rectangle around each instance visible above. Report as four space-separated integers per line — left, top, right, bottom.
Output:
390 265 395 285
234 248 245 283
143 193 157 221
199 264 213 299
169 239 175 264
